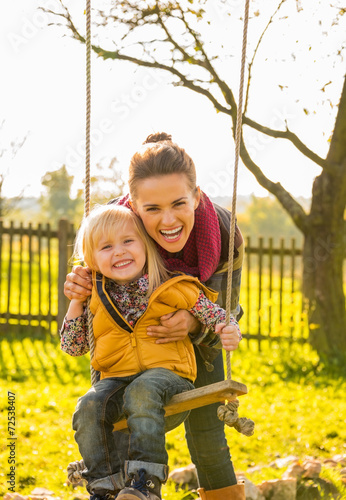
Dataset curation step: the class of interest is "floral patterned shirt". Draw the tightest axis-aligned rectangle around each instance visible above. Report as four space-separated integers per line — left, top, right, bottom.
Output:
60 274 241 357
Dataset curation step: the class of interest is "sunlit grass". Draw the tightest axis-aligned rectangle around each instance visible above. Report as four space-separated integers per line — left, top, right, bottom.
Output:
1 333 345 499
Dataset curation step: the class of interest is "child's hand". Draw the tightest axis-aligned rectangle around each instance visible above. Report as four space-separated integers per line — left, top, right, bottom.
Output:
215 322 241 351
66 298 86 321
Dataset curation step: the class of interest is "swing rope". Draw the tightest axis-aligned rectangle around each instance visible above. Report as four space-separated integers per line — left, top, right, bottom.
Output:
84 0 98 386
217 0 254 437
225 0 250 380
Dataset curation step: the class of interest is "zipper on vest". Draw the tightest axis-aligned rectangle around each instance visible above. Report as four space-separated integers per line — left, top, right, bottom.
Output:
130 332 146 372
130 332 137 347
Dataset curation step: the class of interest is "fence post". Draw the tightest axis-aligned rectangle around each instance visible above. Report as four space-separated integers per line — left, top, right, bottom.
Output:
58 218 70 331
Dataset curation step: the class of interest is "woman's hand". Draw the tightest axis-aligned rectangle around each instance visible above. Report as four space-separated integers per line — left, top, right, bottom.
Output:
64 265 93 301
147 310 200 344
215 323 241 351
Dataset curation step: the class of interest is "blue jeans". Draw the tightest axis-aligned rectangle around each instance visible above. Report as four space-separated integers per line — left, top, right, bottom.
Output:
111 349 237 490
184 348 237 489
72 368 194 494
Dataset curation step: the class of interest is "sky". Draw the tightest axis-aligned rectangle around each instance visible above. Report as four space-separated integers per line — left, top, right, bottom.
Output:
1 1 345 203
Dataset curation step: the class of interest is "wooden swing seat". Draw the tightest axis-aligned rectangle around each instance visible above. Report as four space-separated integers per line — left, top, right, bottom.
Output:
113 378 247 432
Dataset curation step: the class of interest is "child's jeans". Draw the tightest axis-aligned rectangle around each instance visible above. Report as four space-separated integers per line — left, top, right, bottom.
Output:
72 368 194 494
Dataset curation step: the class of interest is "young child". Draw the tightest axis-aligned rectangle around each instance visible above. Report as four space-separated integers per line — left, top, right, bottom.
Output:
61 203 241 500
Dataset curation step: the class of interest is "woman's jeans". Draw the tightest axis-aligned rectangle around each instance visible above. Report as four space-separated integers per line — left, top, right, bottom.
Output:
184 348 237 489
72 368 193 494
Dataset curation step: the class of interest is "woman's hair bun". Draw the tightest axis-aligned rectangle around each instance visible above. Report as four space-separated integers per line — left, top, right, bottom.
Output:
143 132 172 144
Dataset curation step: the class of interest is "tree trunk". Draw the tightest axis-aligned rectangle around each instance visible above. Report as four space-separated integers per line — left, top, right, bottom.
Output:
302 78 346 361
303 179 346 360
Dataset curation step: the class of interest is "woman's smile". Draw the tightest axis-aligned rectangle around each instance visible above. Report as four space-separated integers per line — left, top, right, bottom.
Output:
159 226 183 242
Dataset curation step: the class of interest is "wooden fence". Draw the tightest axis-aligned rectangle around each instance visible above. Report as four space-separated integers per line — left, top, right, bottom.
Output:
0 219 75 335
0 219 309 344
242 236 308 347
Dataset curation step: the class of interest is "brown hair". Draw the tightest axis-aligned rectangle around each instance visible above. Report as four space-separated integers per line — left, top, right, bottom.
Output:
129 132 197 202
74 204 169 294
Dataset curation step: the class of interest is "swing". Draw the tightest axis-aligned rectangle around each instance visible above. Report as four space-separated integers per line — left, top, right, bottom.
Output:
84 0 253 436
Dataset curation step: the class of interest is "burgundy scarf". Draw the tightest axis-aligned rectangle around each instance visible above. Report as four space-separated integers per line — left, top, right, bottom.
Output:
117 192 221 282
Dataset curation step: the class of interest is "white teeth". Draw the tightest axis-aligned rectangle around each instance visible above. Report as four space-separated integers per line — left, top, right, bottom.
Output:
160 227 182 238
114 261 131 268
161 227 181 235
164 235 179 240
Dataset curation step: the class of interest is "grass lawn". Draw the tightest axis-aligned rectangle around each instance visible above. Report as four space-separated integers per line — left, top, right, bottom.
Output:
0 332 345 499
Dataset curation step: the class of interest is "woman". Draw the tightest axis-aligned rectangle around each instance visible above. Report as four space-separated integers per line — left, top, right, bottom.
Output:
64 132 245 500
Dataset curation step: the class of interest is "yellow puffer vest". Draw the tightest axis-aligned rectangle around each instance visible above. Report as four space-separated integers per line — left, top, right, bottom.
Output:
90 273 218 382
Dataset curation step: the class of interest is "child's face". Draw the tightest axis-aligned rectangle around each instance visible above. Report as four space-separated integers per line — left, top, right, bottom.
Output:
93 219 146 285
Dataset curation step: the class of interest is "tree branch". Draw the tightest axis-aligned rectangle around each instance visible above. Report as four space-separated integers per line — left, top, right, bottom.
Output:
245 0 287 114
56 8 235 117
95 44 234 114
155 11 205 67
327 75 346 166
178 6 238 111
243 116 332 170
239 138 309 233
91 3 326 173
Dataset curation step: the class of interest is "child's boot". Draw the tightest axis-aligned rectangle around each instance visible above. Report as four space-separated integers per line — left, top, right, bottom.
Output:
117 468 162 500
89 493 116 500
197 483 245 500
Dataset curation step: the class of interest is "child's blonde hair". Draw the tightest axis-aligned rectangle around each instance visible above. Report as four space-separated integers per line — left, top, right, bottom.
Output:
74 203 169 294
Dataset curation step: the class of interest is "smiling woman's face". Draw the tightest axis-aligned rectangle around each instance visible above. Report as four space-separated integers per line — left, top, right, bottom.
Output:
132 173 200 253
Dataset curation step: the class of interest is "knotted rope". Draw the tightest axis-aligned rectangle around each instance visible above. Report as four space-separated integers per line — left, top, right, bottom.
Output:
67 459 86 484
217 400 254 437
217 0 254 437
